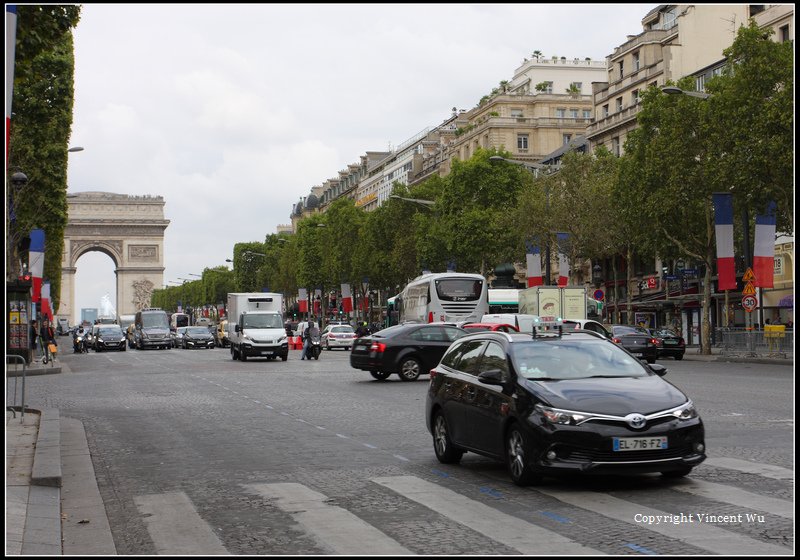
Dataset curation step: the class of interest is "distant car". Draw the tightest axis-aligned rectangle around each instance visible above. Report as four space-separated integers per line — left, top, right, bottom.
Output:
650 328 685 360
562 319 611 338
218 320 229 348
321 324 356 350
125 324 136 348
94 325 126 352
609 325 658 364
88 324 101 350
426 326 705 486
181 326 215 349
350 323 468 381
171 327 188 348
460 323 519 333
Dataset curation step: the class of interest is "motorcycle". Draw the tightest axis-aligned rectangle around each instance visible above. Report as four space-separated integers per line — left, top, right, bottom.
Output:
73 330 89 353
307 330 321 360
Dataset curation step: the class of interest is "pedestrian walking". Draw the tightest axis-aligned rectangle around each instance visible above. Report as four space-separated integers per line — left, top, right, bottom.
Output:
30 322 38 351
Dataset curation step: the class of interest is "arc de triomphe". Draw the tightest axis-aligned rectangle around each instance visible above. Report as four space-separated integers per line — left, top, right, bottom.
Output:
58 192 169 324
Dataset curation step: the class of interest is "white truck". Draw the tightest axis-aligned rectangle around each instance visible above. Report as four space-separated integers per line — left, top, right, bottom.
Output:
519 286 588 320
227 293 288 361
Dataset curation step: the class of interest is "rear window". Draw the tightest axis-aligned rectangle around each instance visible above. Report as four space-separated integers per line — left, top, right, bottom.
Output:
332 326 354 333
435 278 483 302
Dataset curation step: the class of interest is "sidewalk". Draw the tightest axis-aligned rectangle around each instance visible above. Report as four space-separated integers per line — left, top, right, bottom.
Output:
5 359 115 555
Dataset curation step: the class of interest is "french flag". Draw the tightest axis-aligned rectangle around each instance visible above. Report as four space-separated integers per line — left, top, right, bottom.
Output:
340 283 353 313
525 243 542 287
753 201 776 288
29 229 45 302
298 288 308 313
6 5 18 164
712 193 737 290
557 233 569 287
41 281 52 320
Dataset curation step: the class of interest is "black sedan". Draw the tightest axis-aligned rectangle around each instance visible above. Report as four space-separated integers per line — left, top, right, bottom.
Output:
350 323 467 381
181 326 216 349
426 327 705 486
94 325 127 352
609 325 658 364
650 328 686 360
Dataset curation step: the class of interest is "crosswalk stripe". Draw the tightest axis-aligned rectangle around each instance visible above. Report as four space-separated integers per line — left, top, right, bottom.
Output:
667 478 794 519
703 457 794 480
134 492 228 555
536 487 789 555
372 475 602 555
253 483 411 555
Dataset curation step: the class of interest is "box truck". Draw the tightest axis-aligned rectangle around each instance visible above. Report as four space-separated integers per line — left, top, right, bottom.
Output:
227 293 288 361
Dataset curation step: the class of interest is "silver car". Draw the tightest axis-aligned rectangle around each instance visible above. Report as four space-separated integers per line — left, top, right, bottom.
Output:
321 324 356 350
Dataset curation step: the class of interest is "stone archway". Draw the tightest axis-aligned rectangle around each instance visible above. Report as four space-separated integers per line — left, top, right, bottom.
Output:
58 192 170 324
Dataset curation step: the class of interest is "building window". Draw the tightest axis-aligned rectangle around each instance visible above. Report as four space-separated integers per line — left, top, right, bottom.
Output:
583 109 591 119
511 108 523 117
662 8 677 30
618 60 624 79
632 90 640 104
571 82 582 93
612 136 620 157
616 97 623 112
517 134 529 151
602 104 609 118
695 75 706 92
632 52 640 72
563 134 572 145
557 109 566 118
570 109 578 118
780 25 790 42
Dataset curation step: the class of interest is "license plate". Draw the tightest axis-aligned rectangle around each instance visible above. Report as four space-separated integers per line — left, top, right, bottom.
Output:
261 350 273 355
664 340 677 345
614 437 667 451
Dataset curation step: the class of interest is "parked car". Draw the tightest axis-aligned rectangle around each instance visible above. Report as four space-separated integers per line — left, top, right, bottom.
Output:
608 324 658 364
350 323 468 381
426 325 706 486
650 328 686 360
94 325 127 352
460 323 519 333
562 319 611 338
171 327 188 348
181 326 216 349
321 324 357 350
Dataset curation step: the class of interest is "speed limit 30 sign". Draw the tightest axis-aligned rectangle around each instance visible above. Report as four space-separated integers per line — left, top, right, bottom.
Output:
742 295 757 311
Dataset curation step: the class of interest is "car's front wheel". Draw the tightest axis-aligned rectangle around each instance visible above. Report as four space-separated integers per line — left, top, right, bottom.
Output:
506 424 542 486
397 357 422 381
433 411 463 464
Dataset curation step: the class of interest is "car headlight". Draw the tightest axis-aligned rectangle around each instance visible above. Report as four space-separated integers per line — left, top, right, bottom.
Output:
671 401 697 421
278 335 287 343
535 404 588 426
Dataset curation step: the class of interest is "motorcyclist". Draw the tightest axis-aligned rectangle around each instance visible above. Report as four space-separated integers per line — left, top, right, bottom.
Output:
300 322 320 360
355 322 369 337
73 325 88 353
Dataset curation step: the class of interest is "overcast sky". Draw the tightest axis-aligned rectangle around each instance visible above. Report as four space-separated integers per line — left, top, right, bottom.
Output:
65 3 652 322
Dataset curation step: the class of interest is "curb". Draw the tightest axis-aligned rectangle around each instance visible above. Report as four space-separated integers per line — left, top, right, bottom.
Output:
31 408 62 487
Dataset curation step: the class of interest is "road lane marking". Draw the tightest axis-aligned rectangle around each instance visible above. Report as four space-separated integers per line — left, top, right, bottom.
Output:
703 457 794 480
134 492 228 555
253 483 411 555
536 486 788 555
666 478 794 519
372 475 601 555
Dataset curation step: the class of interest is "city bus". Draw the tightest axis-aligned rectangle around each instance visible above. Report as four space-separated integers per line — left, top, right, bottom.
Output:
397 272 488 324
488 288 520 314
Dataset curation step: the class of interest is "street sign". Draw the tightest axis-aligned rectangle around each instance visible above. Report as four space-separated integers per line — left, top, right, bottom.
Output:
742 294 757 311
742 281 756 295
743 268 755 282
593 289 604 301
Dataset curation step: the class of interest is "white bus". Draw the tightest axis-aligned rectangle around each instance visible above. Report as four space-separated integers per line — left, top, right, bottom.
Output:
398 273 488 324
488 288 521 314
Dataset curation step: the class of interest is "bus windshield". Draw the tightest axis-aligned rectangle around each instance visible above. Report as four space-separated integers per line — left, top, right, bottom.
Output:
435 279 483 301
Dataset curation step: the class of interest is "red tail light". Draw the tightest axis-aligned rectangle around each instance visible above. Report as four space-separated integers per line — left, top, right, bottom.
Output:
429 369 437 382
370 342 386 353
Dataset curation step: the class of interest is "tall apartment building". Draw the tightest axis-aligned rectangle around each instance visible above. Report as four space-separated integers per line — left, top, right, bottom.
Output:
587 4 757 155
411 57 606 186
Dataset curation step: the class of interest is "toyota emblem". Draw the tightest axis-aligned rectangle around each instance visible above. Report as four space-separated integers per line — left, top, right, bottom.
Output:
625 413 646 429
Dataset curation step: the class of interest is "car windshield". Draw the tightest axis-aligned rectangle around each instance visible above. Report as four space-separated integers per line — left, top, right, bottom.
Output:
99 327 123 336
242 314 283 329
186 327 208 335
511 339 648 381
142 314 169 328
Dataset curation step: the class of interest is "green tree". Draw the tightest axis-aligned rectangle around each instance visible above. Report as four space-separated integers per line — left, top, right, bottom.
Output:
7 5 81 310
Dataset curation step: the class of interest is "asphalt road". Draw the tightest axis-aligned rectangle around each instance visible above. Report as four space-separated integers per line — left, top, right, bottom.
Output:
23 345 794 555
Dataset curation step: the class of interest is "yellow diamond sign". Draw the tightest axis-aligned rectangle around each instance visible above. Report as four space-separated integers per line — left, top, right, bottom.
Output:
742 281 756 295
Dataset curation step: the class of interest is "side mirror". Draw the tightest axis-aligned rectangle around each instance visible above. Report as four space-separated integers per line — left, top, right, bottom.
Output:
477 369 507 386
648 363 668 376
235 324 240 333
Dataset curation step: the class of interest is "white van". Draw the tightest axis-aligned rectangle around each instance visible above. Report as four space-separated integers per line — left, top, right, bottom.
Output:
480 313 540 334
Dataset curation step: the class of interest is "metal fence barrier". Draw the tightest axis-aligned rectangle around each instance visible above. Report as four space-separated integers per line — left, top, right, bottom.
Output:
719 328 794 359
6 355 28 422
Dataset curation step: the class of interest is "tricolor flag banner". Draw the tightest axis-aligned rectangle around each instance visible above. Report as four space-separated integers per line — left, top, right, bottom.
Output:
525 243 543 287
6 5 18 164
340 283 353 313
29 229 45 302
753 201 777 288
712 193 737 290
557 233 570 287
314 288 322 314
41 281 52 320
298 288 308 313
